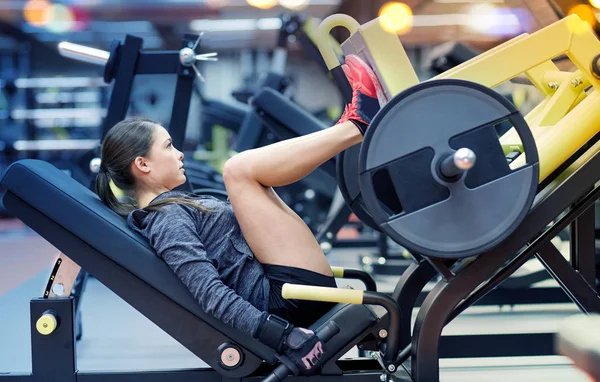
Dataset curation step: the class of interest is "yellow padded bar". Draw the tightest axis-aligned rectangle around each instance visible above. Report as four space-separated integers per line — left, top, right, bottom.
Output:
330 266 344 278
302 16 343 58
282 284 364 304
512 91 600 181
316 14 360 70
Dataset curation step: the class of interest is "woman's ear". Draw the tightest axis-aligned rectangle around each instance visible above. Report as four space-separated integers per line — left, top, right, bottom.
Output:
132 156 151 174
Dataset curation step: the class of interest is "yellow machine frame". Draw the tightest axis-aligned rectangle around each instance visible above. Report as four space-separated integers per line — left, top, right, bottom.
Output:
288 15 600 301
317 14 600 183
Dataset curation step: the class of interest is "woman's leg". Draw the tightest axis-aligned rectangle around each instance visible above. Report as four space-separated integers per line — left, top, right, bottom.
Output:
224 55 380 276
223 121 360 275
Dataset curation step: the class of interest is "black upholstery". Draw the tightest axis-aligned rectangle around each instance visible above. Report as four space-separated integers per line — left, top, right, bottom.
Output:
251 88 325 139
0 159 379 375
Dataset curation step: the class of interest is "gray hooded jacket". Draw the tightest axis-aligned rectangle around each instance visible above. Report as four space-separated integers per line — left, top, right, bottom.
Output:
127 190 270 336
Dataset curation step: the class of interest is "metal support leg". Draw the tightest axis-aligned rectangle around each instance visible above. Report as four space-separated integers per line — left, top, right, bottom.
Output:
30 298 76 382
570 205 597 288
536 241 600 313
410 244 533 380
391 259 438 349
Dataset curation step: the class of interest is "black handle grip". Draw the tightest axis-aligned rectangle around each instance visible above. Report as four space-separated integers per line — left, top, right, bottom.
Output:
262 321 340 382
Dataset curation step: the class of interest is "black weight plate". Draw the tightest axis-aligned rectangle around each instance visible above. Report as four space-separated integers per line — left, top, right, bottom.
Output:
359 79 539 259
336 144 381 231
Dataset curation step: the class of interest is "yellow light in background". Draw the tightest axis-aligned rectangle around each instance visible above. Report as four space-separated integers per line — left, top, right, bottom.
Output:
279 0 310 11
589 0 600 9
45 4 75 34
23 0 51 27
567 4 597 29
246 0 277 9
378 2 413 34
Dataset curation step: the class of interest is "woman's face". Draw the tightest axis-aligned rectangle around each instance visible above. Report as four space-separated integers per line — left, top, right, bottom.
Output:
142 125 186 190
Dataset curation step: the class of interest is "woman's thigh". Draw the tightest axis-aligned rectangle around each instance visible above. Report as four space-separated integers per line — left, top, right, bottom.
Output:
226 178 332 277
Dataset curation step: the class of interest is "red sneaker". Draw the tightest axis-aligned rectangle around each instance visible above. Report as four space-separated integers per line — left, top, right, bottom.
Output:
336 55 385 134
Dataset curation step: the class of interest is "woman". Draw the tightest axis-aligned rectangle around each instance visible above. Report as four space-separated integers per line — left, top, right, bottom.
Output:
95 55 382 375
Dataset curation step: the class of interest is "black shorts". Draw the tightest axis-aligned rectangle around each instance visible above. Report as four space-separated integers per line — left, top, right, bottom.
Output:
264 264 337 328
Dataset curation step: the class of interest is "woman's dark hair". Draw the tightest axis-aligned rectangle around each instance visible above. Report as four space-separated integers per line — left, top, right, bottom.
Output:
95 117 210 217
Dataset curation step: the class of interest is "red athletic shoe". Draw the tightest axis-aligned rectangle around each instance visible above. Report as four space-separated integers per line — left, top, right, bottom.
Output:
336 55 385 134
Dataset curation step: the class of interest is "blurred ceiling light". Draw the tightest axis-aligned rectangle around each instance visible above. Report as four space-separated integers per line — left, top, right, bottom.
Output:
46 4 76 34
378 2 413 34
279 0 310 10
434 0 503 3
70 5 91 31
205 0 230 8
466 3 522 35
190 17 282 32
23 0 51 27
467 3 498 32
246 0 278 9
589 0 600 9
567 4 597 29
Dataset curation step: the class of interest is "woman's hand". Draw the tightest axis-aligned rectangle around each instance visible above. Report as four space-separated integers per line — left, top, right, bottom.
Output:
283 327 325 375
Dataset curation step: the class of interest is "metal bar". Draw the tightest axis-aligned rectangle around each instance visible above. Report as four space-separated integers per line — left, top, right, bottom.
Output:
344 269 378 292
439 332 555 358
535 241 600 313
424 257 454 281
415 286 572 307
12 140 99 152
391 259 438 349
57 42 109 66
333 239 379 248
362 292 401 366
136 51 180 75
570 204 597 288
12 77 107 89
44 253 82 298
102 35 143 138
10 108 106 120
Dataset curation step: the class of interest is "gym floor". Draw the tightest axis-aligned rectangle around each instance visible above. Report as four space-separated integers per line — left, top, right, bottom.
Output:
0 219 591 381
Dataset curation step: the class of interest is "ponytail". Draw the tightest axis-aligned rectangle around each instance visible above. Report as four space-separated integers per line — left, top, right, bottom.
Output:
95 170 135 218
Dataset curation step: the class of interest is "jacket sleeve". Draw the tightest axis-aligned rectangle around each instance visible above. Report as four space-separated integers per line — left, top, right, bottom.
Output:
147 204 268 337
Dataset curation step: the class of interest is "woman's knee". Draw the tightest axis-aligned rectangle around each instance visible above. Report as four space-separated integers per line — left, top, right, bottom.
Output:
223 152 253 186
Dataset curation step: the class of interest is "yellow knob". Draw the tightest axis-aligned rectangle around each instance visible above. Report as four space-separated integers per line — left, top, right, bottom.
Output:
36 313 58 335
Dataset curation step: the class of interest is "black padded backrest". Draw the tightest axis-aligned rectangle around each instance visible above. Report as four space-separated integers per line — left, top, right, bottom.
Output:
0 159 379 375
0 160 275 367
1 159 198 307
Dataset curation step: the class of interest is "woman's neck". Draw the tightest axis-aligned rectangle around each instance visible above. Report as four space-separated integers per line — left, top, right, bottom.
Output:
134 187 169 209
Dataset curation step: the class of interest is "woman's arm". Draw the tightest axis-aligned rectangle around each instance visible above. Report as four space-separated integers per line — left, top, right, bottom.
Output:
147 204 267 336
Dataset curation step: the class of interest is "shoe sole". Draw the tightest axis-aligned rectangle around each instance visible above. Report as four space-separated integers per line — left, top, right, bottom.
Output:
346 55 389 106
